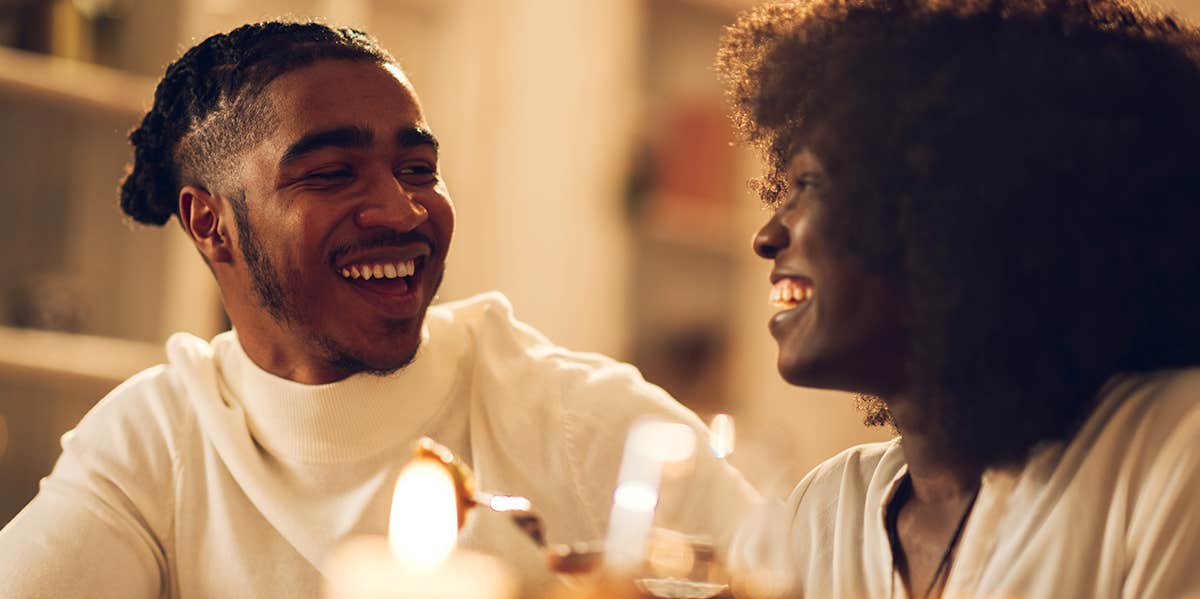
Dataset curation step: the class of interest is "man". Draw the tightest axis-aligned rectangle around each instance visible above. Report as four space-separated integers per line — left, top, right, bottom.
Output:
0 22 754 597
717 0 1200 597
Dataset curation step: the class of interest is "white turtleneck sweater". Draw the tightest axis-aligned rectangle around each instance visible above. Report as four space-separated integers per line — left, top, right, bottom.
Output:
0 292 756 598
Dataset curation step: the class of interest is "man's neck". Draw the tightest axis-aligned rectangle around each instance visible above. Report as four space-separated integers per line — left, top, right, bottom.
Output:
234 328 353 385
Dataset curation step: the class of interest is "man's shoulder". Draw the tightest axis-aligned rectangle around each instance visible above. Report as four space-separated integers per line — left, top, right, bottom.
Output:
434 292 708 468
72 330 226 455
77 358 194 449
428 291 584 363
427 291 553 360
430 291 680 410
428 291 518 330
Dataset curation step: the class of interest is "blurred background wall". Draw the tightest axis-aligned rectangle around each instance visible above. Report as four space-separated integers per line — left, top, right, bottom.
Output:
2 0 1199 525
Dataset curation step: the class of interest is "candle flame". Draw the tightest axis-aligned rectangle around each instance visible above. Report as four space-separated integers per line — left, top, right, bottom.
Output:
388 458 458 570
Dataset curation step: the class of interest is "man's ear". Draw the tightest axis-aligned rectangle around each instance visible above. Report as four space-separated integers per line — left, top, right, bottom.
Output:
179 185 233 264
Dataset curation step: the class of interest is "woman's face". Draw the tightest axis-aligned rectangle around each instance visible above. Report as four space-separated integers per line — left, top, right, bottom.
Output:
753 149 908 395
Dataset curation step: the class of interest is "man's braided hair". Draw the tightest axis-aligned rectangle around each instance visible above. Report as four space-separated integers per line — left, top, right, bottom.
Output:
120 21 393 226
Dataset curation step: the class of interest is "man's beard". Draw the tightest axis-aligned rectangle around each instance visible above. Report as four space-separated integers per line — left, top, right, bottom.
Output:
230 201 434 377
314 320 420 377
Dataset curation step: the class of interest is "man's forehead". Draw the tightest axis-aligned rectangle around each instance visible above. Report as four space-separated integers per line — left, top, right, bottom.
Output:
260 60 426 151
272 124 439 171
263 59 420 124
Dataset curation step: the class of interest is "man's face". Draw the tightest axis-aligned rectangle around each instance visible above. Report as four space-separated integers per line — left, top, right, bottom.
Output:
220 59 454 383
752 150 907 395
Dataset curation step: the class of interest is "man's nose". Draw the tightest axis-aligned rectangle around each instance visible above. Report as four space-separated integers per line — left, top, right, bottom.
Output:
355 178 429 232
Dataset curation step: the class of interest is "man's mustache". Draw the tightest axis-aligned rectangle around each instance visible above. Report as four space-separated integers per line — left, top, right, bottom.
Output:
329 231 436 264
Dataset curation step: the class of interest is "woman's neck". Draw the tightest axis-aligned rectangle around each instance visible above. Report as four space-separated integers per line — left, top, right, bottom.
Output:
886 393 980 502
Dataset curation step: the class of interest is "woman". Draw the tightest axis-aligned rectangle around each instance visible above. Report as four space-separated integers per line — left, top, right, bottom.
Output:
717 1 1200 597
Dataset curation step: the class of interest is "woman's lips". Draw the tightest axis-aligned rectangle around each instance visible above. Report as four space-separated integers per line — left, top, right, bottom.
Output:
770 277 815 309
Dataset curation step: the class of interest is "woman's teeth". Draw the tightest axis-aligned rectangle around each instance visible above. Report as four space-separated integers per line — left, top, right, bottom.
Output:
340 259 415 281
770 279 814 308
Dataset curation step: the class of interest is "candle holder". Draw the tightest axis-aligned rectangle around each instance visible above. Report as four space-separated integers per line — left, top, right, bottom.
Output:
634 528 730 599
411 437 549 548
542 531 733 599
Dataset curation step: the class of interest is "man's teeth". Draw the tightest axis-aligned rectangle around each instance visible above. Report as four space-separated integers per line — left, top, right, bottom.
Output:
340 260 416 280
770 279 814 308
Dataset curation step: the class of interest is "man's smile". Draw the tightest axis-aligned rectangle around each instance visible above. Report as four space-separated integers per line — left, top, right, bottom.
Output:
339 255 420 281
333 244 433 316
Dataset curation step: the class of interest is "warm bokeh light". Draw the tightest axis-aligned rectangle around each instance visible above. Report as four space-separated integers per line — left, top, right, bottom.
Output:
486 495 531 513
635 419 697 464
613 482 660 514
709 414 735 459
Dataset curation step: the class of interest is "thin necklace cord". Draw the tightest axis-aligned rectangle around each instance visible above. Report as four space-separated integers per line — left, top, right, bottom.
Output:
886 476 981 599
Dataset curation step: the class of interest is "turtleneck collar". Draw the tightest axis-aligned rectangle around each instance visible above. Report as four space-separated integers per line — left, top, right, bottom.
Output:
211 325 465 464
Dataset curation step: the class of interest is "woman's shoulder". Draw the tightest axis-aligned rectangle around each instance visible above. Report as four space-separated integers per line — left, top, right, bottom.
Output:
784 439 903 518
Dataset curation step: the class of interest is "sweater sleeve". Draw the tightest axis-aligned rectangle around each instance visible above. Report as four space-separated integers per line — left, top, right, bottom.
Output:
0 368 177 598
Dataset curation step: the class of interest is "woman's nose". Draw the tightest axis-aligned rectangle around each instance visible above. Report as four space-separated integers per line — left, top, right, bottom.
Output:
754 216 787 259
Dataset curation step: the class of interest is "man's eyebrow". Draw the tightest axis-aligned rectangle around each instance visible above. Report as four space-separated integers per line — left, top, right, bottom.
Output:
398 127 439 153
278 126 374 167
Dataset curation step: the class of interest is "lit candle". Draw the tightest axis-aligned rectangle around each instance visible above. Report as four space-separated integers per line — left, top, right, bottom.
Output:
323 453 517 599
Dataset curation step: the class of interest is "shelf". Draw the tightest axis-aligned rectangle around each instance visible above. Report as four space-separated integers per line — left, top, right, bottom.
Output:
0 325 164 390
0 45 154 118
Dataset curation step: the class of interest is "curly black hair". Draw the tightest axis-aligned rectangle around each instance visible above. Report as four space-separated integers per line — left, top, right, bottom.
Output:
718 0 1200 468
119 21 393 226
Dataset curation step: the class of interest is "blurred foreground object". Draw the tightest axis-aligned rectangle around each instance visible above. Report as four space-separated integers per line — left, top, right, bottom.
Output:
543 417 742 598
707 414 735 459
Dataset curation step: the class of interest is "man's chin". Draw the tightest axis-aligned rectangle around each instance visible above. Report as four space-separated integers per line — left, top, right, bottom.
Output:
326 351 416 378
349 341 423 376
314 331 423 379
359 353 419 377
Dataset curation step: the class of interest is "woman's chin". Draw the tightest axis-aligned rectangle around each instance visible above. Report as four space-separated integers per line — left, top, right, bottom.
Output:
777 353 816 387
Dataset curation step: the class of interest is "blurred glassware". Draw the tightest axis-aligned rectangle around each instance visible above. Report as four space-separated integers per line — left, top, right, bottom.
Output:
708 414 735 459
601 417 735 598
